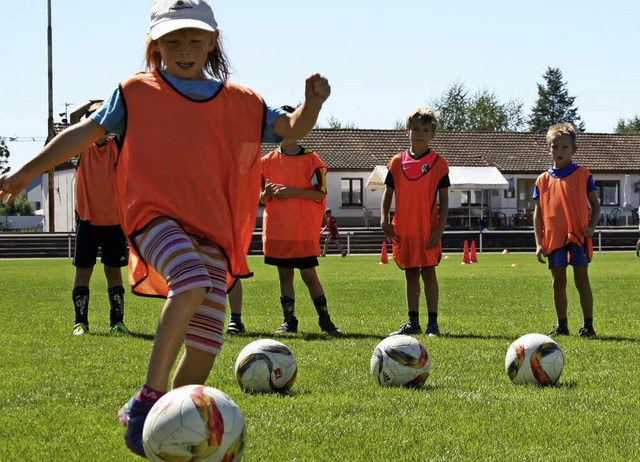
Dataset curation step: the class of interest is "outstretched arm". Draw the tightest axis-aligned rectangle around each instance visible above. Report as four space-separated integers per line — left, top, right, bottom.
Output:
0 119 106 204
272 73 330 140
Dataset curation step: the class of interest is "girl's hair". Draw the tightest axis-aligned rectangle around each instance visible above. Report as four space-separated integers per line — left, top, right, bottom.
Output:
546 123 577 147
405 107 438 131
144 31 231 81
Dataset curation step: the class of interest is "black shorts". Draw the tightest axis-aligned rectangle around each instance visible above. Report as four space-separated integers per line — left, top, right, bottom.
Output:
264 256 319 269
73 219 128 268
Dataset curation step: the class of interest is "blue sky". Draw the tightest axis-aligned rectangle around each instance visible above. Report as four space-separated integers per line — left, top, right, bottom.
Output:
2 0 639 170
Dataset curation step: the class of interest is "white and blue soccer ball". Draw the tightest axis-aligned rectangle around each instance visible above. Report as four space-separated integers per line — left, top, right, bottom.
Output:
234 339 298 393
370 335 431 388
505 333 564 386
142 384 245 462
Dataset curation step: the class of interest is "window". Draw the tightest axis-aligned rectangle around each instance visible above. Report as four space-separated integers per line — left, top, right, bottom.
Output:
341 178 363 206
461 190 487 206
595 180 619 205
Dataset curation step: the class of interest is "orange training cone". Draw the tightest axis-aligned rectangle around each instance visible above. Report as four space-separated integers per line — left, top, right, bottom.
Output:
470 241 478 263
462 240 470 264
380 242 389 264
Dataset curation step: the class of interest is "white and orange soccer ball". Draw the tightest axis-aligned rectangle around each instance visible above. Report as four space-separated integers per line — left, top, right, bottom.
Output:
234 339 297 393
505 333 564 386
370 335 431 388
142 385 245 462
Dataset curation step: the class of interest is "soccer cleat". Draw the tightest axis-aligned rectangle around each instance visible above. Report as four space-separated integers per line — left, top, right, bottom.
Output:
275 317 299 334
578 326 597 338
226 320 246 335
426 323 441 337
110 322 131 335
341 252 347 257
319 317 343 336
72 323 89 336
388 322 422 336
548 326 570 337
119 396 154 457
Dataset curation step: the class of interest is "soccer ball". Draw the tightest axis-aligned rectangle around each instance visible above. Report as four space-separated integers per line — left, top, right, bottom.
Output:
142 385 245 462
370 335 431 388
505 333 564 386
234 339 297 393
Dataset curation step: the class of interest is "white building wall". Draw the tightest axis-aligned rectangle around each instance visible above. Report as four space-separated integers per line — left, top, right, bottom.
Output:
41 169 76 233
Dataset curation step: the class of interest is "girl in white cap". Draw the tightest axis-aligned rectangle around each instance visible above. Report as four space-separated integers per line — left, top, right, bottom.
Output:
0 0 330 457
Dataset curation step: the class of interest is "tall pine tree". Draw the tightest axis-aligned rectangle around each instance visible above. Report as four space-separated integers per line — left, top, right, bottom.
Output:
528 67 585 133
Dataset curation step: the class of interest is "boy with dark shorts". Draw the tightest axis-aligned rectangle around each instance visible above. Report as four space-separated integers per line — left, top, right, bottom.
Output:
70 100 129 336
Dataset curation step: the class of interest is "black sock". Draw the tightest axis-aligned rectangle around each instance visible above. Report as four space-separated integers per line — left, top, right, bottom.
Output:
230 312 242 324
583 317 593 329
558 317 569 330
73 286 90 325
428 312 438 326
408 311 420 326
313 295 330 320
280 296 296 322
108 286 125 326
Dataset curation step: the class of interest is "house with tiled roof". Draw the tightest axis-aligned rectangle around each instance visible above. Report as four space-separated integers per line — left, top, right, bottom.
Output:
43 129 640 232
262 130 640 229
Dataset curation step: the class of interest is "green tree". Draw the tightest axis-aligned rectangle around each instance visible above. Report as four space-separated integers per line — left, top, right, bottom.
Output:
0 191 33 216
614 116 640 134
429 82 469 131
324 115 357 129
0 138 9 174
528 67 585 133
429 82 525 131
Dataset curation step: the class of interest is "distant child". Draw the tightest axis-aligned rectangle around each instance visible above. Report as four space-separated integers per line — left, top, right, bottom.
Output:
320 208 346 257
0 0 330 457
381 107 450 337
533 123 600 338
261 106 342 336
69 100 129 337
226 279 245 334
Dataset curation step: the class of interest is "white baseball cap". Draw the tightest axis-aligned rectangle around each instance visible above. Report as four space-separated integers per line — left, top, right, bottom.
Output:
149 0 218 40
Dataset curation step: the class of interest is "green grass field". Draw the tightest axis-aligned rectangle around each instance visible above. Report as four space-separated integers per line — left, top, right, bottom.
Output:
0 253 639 461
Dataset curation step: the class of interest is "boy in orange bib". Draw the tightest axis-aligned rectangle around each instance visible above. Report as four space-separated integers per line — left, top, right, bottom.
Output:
533 123 600 338
381 108 450 337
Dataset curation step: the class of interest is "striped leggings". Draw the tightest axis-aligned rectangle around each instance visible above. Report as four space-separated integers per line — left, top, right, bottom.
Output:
134 219 227 355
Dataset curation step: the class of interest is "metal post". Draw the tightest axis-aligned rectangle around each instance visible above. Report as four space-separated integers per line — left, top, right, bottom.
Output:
46 0 55 231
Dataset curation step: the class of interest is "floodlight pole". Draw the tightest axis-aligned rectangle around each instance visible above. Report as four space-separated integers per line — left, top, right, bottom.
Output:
46 0 55 231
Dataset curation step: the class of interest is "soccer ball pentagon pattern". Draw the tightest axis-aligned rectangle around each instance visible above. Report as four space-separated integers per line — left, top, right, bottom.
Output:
235 339 298 393
370 335 431 388
505 333 564 386
142 385 245 462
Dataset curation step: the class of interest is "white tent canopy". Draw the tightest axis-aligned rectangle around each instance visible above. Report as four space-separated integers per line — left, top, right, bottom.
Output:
365 166 508 191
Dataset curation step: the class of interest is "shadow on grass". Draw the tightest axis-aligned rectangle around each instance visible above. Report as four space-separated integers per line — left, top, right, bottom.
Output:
439 332 518 342
590 335 638 342
225 331 385 341
92 331 155 341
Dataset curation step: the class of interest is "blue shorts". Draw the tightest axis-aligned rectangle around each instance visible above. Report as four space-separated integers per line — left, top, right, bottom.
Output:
547 242 590 269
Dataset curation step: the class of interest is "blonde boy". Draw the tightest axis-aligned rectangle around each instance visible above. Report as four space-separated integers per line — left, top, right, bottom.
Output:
533 123 600 338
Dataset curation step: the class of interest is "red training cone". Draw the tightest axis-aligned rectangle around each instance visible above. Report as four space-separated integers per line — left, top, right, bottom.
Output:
462 240 470 264
470 240 478 263
380 242 389 264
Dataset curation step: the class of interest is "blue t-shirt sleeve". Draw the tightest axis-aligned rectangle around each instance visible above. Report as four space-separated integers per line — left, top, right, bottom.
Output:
587 175 597 193
89 87 125 136
263 106 286 144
